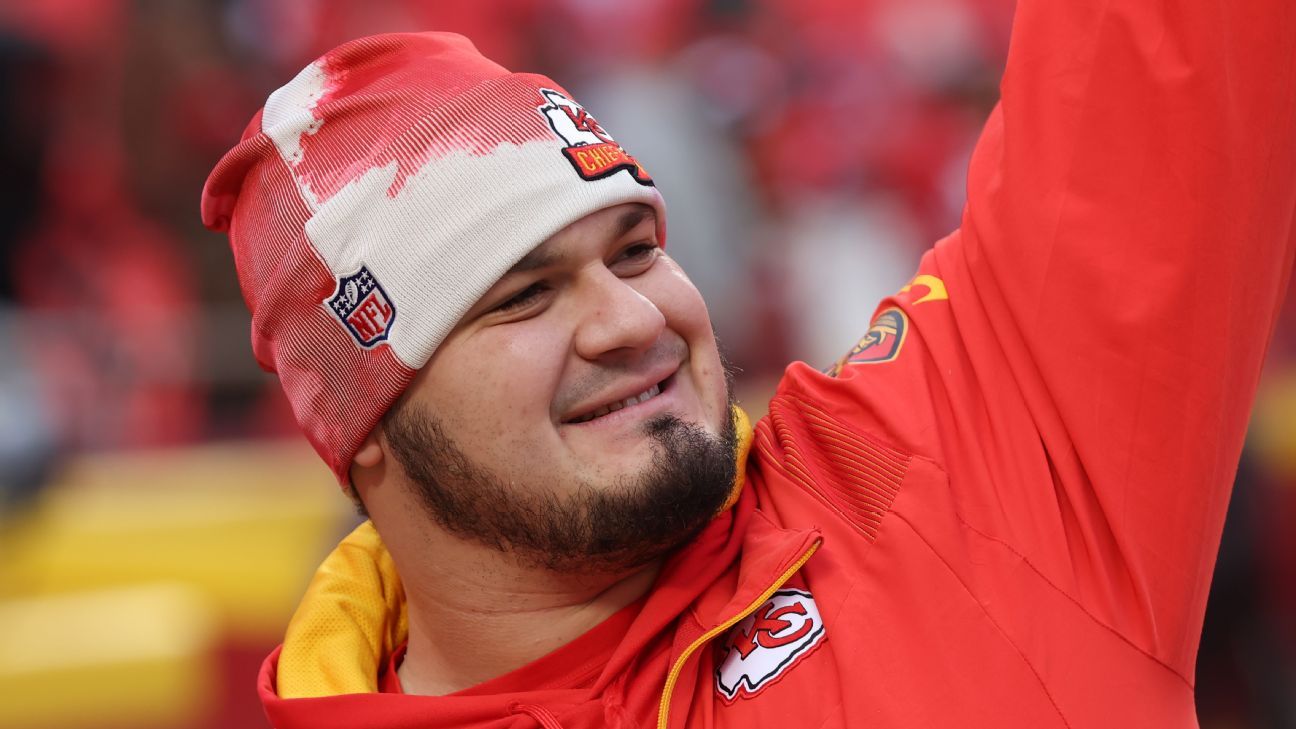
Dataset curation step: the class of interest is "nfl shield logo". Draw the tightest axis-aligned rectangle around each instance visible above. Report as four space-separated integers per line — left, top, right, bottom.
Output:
326 265 396 348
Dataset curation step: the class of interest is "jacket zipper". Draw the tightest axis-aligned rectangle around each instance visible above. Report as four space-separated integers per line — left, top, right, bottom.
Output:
655 539 822 729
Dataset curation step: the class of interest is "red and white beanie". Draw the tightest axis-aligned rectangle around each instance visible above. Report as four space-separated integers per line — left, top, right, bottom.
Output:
201 32 664 483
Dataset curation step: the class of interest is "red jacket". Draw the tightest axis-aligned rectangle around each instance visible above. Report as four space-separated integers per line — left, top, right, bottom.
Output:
258 0 1296 725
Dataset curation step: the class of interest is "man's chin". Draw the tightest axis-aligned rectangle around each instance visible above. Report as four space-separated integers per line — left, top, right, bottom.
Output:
553 412 738 570
385 395 738 575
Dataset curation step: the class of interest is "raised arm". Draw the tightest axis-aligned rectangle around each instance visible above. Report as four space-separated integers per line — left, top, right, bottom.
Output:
930 0 1296 675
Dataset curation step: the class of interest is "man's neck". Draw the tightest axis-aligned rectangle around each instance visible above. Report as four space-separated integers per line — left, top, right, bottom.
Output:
394 539 659 696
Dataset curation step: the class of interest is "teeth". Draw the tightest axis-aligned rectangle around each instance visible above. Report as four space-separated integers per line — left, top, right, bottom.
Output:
572 383 662 424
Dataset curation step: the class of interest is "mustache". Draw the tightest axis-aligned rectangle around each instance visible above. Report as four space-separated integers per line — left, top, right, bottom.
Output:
552 336 688 417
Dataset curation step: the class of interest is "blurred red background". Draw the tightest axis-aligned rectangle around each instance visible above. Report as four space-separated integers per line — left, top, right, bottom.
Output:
0 1 1290 727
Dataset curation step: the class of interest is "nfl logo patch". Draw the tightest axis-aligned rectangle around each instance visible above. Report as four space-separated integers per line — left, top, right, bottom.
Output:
326 265 396 348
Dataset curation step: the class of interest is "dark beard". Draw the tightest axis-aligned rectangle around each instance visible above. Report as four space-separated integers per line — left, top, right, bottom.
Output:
380 399 738 573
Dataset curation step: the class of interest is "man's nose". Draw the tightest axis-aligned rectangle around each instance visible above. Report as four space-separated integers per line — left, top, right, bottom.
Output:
572 270 666 362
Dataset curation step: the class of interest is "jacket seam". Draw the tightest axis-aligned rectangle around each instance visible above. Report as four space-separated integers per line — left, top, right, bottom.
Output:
952 514 1195 689
889 508 1075 729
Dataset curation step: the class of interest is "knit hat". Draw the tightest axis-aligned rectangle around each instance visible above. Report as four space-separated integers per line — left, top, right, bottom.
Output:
200 32 664 483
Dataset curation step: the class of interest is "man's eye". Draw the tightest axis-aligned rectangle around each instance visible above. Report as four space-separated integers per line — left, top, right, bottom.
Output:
494 283 548 313
613 242 660 272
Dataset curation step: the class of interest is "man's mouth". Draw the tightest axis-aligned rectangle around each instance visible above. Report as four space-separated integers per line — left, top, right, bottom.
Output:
565 376 670 424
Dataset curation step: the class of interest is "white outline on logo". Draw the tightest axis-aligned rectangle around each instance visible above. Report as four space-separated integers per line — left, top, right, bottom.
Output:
714 588 826 702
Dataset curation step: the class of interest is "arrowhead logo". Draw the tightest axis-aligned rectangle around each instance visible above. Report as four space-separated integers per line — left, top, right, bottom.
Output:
536 88 653 186
715 589 826 702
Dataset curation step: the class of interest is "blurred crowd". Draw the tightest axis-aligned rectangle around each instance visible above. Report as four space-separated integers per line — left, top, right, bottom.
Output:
0 1 1291 727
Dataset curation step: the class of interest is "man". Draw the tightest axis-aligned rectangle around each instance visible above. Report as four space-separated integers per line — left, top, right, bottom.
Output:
201 0 1296 726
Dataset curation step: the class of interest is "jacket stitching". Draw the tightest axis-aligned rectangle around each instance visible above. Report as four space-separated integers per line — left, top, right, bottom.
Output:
754 420 883 542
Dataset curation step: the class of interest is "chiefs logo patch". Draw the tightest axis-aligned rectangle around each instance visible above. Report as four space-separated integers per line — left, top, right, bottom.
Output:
536 88 653 186
826 307 908 376
715 589 826 702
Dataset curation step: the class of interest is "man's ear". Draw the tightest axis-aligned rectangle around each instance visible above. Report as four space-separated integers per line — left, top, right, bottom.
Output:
353 429 384 469
348 429 387 517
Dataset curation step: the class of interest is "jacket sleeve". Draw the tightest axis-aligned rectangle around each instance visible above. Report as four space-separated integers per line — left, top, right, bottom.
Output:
908 0 1296 676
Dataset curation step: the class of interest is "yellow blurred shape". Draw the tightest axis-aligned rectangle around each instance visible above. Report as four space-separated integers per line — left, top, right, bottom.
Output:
0 584 216 728
1252 371 1296 481
0 440 354 639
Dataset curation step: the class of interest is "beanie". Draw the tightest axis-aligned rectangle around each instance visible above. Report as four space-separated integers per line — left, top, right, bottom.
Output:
200 32 664 483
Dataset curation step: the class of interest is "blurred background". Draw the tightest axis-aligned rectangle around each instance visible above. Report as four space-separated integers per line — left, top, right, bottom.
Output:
0 1 1292 727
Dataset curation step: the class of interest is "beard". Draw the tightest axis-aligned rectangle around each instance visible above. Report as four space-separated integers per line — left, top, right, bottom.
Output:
380 396 738 574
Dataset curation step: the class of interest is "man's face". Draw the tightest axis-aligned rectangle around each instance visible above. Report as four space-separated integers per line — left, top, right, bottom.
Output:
381 202 736 571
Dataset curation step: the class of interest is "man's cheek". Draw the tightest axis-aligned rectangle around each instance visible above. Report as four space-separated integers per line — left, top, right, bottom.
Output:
473 376 555 439
646 267 709 326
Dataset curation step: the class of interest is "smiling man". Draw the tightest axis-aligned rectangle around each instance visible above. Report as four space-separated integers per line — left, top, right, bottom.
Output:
371 202 736 578
201 2 1296 727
